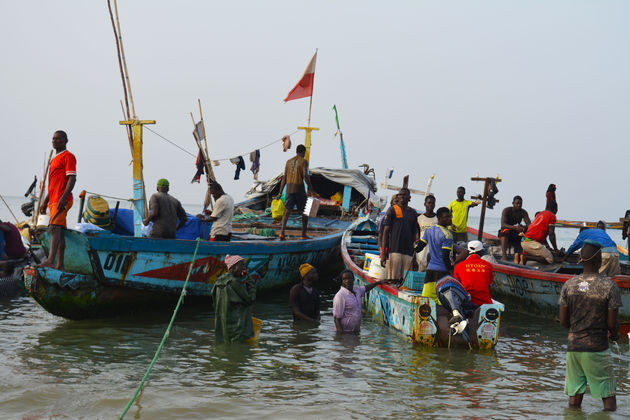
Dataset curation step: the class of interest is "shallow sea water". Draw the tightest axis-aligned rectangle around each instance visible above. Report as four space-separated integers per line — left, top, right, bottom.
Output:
1 286 629 419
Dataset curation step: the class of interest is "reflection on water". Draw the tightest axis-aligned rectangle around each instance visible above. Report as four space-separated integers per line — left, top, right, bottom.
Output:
1 289 629 419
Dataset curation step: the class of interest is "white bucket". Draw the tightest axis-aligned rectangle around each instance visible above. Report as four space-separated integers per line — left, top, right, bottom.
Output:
367 254 387 280
303 197 320 218
36 214 49 228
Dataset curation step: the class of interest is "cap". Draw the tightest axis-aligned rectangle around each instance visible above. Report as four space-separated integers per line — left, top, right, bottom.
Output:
157 178 169 188
467 240 484 253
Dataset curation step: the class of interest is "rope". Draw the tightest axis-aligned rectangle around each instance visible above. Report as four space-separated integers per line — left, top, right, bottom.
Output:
119 238 202 419
83 191 134 202
144 127 300 163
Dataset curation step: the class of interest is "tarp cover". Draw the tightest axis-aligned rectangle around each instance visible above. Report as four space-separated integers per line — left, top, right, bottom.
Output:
245 167 385 209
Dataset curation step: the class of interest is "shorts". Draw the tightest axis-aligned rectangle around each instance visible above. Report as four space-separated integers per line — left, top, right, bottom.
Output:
421 281 441 305
387 252 413 280
48 199 73 228
565 349 616 399
425 270 448 284
521 239 553 264
284 191 307 212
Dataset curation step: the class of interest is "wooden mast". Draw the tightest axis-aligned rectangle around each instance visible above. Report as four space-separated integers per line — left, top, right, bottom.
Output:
471 176 501 240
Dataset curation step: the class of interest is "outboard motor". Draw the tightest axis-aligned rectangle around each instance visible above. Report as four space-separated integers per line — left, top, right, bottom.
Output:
436 276 473 343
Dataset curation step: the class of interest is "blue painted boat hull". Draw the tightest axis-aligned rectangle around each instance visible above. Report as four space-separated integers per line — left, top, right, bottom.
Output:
24 226 345 319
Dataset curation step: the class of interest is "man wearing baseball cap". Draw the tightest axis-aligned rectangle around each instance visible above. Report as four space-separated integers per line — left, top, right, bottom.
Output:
453 240 494 307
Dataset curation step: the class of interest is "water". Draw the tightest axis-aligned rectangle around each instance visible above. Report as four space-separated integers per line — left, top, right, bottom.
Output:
1 288 629 419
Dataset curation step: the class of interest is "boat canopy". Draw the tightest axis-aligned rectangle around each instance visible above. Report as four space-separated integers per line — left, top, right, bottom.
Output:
245 167 385 210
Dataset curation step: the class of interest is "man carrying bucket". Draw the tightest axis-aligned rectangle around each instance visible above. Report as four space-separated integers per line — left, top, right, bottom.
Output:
276 144 314 240
212 255 257 343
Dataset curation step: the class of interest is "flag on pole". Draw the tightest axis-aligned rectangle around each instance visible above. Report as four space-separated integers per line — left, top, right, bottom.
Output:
284 51 317 102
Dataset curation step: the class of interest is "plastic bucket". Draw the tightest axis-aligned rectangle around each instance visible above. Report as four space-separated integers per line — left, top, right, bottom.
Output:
36 214 49 228
367 254 387 280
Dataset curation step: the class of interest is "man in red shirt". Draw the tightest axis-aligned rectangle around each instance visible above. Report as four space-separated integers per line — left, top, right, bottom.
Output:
521 201 561 265
453 240 493 307
39 130 77 270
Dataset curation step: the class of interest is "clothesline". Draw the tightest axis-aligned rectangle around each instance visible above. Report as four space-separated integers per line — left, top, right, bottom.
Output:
145 126 300 162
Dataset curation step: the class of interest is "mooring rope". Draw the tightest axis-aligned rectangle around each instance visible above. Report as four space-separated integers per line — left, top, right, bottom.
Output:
119 238 202 419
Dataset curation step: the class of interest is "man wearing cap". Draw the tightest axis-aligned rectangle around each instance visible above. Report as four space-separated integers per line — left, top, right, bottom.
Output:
288 263 320 323
212 255 257 343
39 130 77 269
143 178 187 239
453 240 494 307
561 221 620 276
559 241 622 411
198 182 234 241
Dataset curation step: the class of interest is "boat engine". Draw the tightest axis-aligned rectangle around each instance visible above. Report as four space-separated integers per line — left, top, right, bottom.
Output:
436 276 473 343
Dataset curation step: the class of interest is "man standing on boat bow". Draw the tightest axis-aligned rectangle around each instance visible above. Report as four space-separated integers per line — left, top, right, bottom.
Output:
381 188 418 280
143 178 187 239
276 144 314 240
39 130 76 270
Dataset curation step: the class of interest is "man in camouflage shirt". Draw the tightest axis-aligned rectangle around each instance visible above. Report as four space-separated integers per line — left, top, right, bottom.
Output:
559 240 622 412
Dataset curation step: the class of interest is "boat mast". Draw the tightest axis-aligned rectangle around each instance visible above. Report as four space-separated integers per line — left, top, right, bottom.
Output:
298 49 319 163
108 0 153 237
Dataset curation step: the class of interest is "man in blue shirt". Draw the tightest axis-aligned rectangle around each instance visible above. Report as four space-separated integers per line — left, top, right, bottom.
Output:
415 207 453 303
562 221 620 276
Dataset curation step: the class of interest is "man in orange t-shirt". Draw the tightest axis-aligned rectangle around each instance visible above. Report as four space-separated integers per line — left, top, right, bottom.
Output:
453 240 493 307
39 130 77 270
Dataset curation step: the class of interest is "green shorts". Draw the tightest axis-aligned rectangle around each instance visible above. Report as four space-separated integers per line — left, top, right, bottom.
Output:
565 349 616 399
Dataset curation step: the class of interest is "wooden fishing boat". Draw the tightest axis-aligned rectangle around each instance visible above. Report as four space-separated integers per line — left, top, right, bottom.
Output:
459 226 630 333
489 255 630 331
341 218 504 349
23 169 381 320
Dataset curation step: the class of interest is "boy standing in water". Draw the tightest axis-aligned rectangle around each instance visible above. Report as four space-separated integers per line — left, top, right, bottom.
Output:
559 241 621 411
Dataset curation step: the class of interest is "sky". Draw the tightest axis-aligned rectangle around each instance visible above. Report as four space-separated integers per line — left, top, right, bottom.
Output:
1 1 629 226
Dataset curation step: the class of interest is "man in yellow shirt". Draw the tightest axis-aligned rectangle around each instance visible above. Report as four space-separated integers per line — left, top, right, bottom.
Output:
448 186 480 243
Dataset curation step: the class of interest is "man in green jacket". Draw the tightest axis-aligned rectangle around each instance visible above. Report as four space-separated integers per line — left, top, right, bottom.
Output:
212 255 256 343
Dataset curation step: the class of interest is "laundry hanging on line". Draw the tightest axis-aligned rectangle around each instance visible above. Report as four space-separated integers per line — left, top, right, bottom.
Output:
282 135 292 152
230 156 246 180
250 149 260 180
191 150 206 183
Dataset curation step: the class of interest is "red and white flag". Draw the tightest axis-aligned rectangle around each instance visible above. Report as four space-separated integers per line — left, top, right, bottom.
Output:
284 51 317 102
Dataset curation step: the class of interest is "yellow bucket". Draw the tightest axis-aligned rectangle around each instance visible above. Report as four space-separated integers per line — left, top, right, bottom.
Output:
245 317 262 344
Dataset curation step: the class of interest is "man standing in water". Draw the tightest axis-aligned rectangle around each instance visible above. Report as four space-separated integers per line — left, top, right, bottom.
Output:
143 178 187 239
498 195 531 261
559 241 621 411
333 270 389 333
288 263 321 323
212 255 257 343
382 188 418 280
448 186 480 243
276 144 314 240
39 130 76 270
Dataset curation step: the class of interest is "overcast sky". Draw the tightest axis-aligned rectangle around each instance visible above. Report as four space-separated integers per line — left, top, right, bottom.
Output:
2 1 628 225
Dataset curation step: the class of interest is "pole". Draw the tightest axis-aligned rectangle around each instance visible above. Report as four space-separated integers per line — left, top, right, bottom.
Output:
477 178 490 241
33 150 53 226
112 0 136 119
297 126 319 163
121 119 155 237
